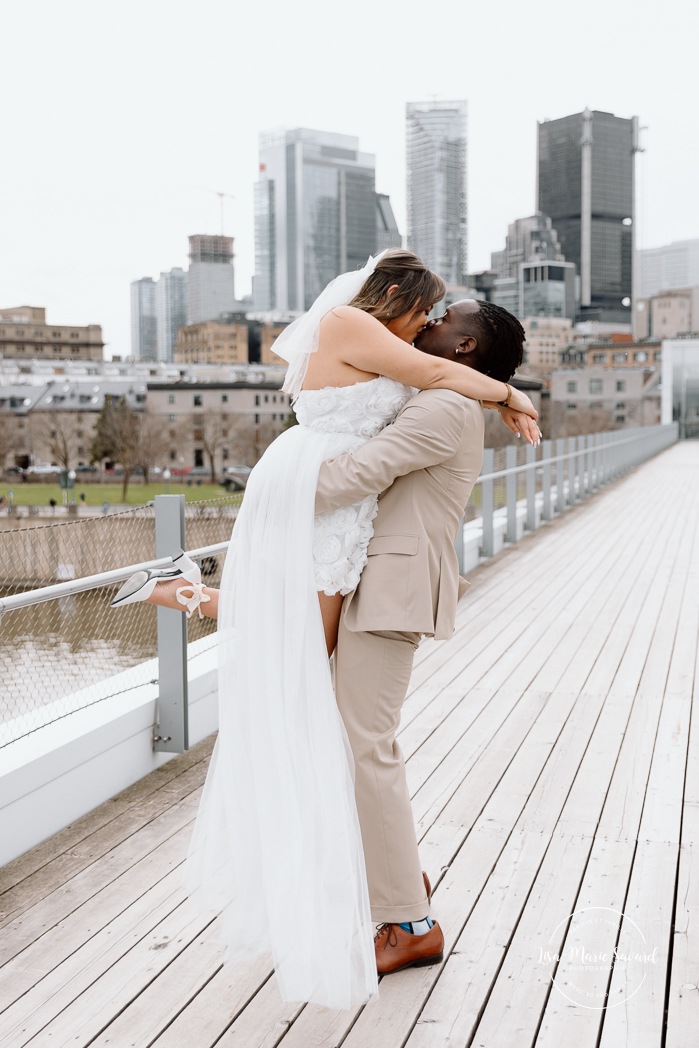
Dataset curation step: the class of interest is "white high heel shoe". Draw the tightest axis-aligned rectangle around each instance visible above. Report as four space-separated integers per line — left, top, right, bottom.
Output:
110 551 210 619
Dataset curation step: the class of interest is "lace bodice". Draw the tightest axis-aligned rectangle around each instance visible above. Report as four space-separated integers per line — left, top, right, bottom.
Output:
295 376 414 439
294 377 414 597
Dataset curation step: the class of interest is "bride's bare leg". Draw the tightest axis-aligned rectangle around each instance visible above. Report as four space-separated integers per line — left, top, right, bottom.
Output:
143 578 219 619
318 591 344 657
136 581 340 650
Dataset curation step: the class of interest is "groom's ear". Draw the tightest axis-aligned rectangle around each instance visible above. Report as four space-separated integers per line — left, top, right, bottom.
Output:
455 334 478 356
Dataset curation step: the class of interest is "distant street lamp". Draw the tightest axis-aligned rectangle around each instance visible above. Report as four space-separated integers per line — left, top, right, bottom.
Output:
68 469 77 505
163 468 171 494
60 468 77 506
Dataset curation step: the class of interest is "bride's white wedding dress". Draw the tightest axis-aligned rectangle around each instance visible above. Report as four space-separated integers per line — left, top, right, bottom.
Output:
183 376 413 1009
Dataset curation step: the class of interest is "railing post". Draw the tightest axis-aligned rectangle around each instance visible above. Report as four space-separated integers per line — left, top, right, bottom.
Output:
154 494 189 753
567 436 577 504
542 440 553 521
505 445 518 544
481 448 495 558
525 444 537 531
577 435 586 498
556 438 566 513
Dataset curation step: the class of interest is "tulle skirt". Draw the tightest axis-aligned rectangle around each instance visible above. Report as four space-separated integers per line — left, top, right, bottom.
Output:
182 423 378 1009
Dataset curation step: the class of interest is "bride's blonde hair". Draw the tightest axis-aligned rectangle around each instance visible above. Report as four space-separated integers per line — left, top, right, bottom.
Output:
348 250 445 323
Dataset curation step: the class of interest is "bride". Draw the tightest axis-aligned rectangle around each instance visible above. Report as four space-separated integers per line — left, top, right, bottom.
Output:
112 250 539 1009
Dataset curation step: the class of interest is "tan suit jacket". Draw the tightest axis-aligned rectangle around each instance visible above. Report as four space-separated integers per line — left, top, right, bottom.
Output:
315 388 484 640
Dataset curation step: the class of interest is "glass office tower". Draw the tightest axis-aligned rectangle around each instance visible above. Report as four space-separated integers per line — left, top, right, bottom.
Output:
406 100 468 286
537 109 638 324
254 129 378 312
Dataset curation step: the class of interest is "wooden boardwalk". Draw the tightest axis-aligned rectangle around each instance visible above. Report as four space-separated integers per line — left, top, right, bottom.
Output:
1 441 697 1048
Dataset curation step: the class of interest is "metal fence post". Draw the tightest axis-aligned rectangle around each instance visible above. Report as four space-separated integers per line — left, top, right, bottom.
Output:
567 436 577 504
505 445 518 544
525 444 537 531
577 435 586 499
542 440 553 521
154 494 189 753
481 448 495 558
556 438 566 513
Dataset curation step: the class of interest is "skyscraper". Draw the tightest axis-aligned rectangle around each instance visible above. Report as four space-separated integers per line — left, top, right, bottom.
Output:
253 128 380 312
537 108 639 323
491 213 566 279
406 100 468 286
187 235 236 324
130 277 157 361
156 267 188 363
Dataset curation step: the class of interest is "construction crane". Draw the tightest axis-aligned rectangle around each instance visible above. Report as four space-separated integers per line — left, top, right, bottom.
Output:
195 187 236 236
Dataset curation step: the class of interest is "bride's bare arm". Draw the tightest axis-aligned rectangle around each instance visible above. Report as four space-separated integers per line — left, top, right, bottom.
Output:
321 307 538 418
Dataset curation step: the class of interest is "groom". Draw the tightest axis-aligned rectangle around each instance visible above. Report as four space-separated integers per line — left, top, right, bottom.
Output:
315 299 527 975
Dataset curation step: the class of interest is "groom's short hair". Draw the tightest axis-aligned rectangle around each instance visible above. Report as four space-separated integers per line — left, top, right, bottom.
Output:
470 301 525 382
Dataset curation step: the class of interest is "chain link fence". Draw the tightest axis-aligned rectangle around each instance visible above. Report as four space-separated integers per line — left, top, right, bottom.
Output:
0 495 241 747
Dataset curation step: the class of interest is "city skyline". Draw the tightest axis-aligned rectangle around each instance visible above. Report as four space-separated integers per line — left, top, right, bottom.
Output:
1 0 695 358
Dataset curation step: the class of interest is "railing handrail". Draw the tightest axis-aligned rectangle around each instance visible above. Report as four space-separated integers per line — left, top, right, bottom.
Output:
0 541 229 615
476 424 676 483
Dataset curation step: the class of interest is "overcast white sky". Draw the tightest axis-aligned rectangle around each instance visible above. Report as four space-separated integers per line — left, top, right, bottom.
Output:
1 0 696 358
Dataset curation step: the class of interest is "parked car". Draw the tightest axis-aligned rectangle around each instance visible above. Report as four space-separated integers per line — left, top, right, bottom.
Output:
25 463 62 475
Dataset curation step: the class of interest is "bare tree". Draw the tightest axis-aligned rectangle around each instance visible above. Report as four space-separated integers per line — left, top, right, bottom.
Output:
190 412 230 480
133 414 170 484
30 411 83 470
0 414 18 471
91 397 141 501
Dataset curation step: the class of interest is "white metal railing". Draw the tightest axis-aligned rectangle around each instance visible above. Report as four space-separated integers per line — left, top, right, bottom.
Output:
1 424 679 753
468 423 678 562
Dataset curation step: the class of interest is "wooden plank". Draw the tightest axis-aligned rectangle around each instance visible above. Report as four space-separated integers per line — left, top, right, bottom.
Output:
16 898 213 1047
207 977 303 1048
665 571 699 1044
0 737 212 928
400 473 646 725
666 824 699 1043
534 839 637 1046
0 786 202 965
0 829 190 1019
406 832 589 1048
0 735 213 900
403 490 645 823
86 919 242 1048
149 958 274 1047
0 868 185 1045
597 841 678 1048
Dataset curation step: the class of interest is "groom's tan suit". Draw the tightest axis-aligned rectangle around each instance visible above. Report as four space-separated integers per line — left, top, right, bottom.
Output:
315 388 484 922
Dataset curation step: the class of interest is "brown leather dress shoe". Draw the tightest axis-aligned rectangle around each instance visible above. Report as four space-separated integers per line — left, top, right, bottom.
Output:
374 920 444 975
422 870 431 902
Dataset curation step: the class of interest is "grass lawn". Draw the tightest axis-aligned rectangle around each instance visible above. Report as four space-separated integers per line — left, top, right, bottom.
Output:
0 480 235 508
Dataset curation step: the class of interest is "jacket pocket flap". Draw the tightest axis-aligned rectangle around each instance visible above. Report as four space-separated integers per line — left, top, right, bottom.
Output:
367 535 419 556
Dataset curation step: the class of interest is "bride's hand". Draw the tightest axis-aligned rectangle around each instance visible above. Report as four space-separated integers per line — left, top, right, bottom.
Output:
507 387 538 419
498 406 542 446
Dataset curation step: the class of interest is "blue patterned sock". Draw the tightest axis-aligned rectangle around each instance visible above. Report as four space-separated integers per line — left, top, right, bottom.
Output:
398 916 434 935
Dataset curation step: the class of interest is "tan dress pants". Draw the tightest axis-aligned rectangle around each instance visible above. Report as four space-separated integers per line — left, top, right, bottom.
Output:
334 614 430 924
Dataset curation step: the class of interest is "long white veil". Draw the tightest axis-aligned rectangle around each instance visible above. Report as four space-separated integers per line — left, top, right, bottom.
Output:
275 253 386 400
